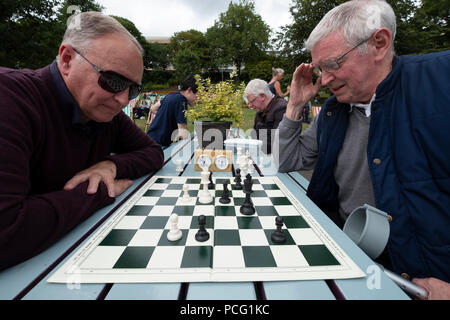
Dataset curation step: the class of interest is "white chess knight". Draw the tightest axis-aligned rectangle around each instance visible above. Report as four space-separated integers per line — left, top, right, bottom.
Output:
198 170 213 204
167 214 182 241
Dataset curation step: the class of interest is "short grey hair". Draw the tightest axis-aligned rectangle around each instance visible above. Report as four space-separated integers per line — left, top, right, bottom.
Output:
244 79 274 99
58 11 144 61
305 0 396 54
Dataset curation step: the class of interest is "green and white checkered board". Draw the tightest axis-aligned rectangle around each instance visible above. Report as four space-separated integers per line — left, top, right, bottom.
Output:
48 176 365 283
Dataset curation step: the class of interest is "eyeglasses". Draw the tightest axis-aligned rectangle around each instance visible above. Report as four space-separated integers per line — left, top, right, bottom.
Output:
247 95 260 105
313 35 373 77
72 47 142 100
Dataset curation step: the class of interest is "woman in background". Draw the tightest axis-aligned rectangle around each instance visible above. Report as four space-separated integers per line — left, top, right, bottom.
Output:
268 68 290 98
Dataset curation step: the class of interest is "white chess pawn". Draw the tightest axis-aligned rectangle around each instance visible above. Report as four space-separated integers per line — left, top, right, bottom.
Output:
175 159 183 172
167 214 182 241
181 184 190 202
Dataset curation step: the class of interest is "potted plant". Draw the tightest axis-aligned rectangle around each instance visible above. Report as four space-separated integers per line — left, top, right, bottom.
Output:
185 72 246 149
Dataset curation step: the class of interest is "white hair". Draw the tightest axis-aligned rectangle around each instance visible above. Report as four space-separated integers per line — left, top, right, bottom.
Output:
57 11 144 61
244 79 274 99
305 0 396 54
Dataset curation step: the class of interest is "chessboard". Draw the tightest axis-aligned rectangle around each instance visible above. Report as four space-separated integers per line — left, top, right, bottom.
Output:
48 175 365 284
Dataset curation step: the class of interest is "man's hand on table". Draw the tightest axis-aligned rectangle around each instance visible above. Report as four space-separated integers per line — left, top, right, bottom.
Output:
64 160 132 198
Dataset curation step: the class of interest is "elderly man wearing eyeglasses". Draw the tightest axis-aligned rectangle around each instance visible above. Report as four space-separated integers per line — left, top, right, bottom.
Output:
277 0 450 299
0 12 164 270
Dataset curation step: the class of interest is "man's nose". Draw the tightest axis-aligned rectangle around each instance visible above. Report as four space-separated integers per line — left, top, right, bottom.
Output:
320 70 335 86
114 88 130 106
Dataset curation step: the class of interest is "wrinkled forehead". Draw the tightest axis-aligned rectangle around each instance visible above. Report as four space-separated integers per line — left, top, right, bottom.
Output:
88 35 143 82
310 31 348 65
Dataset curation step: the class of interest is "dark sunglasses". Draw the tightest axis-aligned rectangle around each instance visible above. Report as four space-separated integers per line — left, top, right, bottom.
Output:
72 47 142 100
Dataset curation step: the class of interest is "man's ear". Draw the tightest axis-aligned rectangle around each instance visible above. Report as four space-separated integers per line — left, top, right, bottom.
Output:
58 45 76 76
371 28 392 62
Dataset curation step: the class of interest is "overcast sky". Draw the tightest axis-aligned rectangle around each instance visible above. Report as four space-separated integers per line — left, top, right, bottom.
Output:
95 0 293 38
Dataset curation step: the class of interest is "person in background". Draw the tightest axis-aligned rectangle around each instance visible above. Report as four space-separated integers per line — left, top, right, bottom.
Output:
277 0 450 299
268 68 291 98
147 74 198 148
244 79 287 154
0 11 164 270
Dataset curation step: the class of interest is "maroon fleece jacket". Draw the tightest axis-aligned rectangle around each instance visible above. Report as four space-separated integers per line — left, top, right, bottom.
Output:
0 62 164 270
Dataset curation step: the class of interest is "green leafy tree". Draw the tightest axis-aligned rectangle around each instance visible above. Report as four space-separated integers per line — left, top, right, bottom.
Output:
0 0 103 69
0 0 61 68
205 0 271 77
173 48 202 80
275 0 345 66
169 29 212 73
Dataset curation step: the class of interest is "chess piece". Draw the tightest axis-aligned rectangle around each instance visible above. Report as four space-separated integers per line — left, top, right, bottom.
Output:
181 184 191 203
245 174 253 193
198 170 213 204
248 159 254 174
208 170 214 190
167 214 182 241
240 174 255 215
271 216 286 243
234 168 243 190
219 181 231 204
175 159 183 172
195 215 210 242
259 158 264 168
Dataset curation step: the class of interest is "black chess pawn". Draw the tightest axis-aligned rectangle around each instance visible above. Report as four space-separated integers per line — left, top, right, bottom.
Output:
240 177 255 215
219 181 231 204
234 168 243 190
271 216 286 243
195 215 210 242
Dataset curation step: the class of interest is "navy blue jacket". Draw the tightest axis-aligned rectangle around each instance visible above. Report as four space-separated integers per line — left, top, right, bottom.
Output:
308 51 450 281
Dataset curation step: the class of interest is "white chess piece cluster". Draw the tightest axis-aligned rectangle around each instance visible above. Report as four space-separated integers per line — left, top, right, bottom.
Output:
236 149 254 175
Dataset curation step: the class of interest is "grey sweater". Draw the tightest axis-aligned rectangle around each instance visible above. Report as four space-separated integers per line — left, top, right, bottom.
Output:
277 109 376 220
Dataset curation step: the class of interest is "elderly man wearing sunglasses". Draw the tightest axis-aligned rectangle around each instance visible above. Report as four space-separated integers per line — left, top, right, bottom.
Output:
276 0 450 299
0 12 164 270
